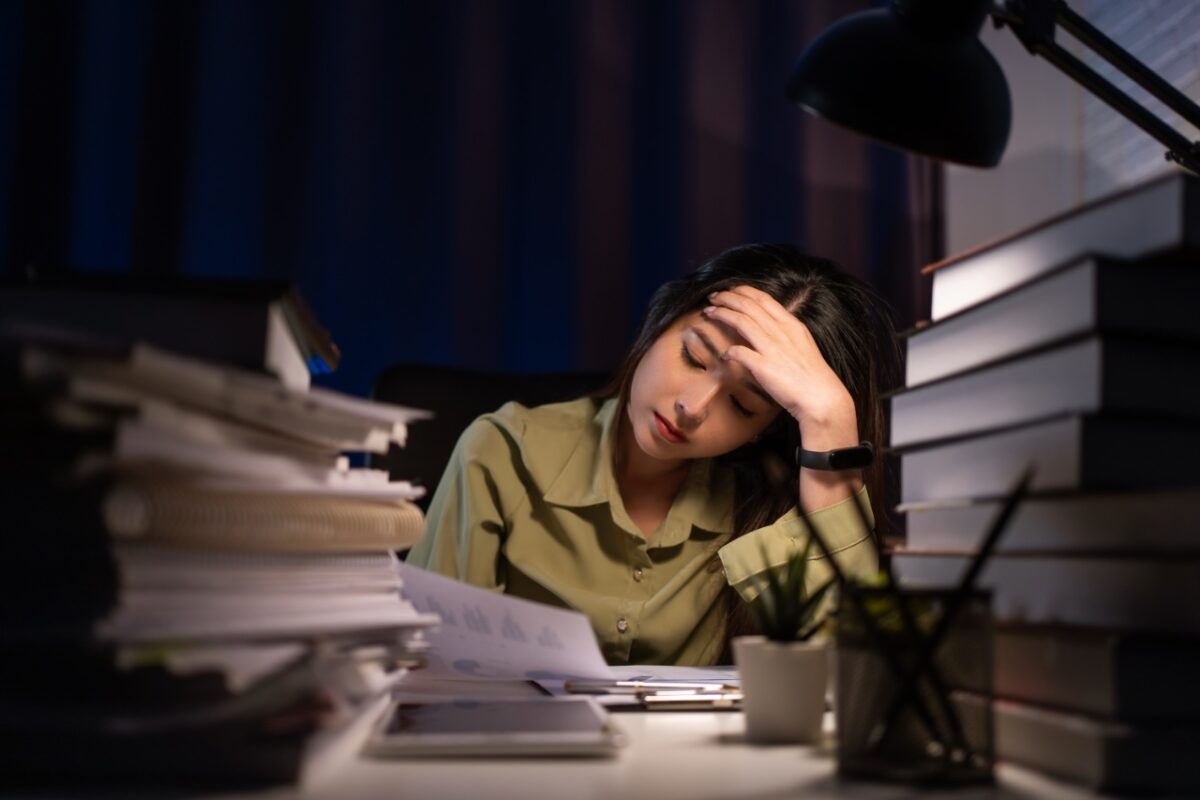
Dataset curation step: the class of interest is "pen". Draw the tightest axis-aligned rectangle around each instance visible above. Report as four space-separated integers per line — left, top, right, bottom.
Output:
563 680 735 695
869 468 1032 753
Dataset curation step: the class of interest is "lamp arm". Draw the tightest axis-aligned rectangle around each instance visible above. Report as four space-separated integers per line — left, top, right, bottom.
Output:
992 0 1200 175
1055 3 1200 129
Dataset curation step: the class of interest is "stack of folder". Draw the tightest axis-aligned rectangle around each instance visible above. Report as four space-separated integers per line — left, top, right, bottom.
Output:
888 171 1200 793
0 277 438 789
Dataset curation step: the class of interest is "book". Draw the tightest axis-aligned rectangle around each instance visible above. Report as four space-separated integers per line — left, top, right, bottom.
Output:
98 545 439 643
0 645 329 787
0 272 338 390
99 592 435 642
891 550 1200 635
994 625 1200 721
69 379 345 467
0 642 407 789
102 479 427 552
23 343 430 454
905 255 1200 387
901 487 1200 552
890 335 1200 449
113 546 410 593
924 171 1200 321
899 414 1200 504
108 419 356 486
992 699 1200 793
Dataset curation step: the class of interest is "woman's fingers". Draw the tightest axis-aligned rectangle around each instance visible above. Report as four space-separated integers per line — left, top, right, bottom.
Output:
708 286 820 360
723 285 816 351
725 285 797 328
720 344 798 417
705 289 791 349
719 343 777 391
701 302 776 355
719 343 764 373
710 286 782 327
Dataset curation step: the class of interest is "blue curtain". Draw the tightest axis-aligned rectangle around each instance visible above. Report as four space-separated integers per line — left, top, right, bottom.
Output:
0 0 937 397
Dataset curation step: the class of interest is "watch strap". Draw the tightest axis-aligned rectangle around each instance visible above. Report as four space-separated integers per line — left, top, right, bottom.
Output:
795 441 874 471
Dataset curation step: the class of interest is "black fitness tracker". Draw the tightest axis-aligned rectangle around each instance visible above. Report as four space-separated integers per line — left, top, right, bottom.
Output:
795 441 874 471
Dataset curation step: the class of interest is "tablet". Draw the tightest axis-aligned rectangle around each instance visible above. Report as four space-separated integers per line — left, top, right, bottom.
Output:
364 697 625 758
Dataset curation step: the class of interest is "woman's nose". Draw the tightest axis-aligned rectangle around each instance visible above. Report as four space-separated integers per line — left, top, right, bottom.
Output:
675 382 719 423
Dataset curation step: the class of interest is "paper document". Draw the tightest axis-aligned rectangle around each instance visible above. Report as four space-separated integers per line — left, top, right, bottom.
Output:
397 563 615 681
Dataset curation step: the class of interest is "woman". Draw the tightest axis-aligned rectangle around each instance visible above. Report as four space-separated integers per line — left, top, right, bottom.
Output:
406 243 900 665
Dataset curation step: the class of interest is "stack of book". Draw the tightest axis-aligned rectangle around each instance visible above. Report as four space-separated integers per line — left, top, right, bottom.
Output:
0 278 437 789
0 270 341 391
888 172 1200 793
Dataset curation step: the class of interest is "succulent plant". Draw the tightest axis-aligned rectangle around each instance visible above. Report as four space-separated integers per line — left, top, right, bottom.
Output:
748 536 836 642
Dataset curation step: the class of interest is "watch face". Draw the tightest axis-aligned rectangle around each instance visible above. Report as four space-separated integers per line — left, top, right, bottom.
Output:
796 442 873 470
828 446 872 470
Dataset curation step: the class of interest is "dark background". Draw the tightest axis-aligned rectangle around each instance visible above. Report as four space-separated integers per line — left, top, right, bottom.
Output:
0 0 940 399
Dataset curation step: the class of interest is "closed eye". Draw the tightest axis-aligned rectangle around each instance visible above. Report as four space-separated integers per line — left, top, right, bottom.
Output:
683 344 757 417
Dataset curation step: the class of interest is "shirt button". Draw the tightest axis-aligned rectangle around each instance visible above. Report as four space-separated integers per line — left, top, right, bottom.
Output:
617 618 629 634
633 568 644 582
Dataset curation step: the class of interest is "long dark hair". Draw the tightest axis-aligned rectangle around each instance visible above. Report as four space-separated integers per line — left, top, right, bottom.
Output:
598 243 900 662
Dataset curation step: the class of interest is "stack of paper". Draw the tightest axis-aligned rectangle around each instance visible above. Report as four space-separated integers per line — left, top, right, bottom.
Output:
0 285 437 789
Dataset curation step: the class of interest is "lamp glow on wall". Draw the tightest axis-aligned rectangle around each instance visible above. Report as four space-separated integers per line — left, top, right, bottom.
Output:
785 0 1200 175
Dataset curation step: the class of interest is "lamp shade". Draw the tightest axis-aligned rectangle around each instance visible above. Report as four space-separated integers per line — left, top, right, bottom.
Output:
786 0 1011 167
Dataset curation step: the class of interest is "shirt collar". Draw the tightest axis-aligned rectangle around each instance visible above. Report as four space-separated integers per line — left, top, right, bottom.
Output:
541 397 616 508
542 397 736 542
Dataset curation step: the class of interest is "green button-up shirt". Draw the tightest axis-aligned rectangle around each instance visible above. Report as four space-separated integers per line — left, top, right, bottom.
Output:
406 396 876 665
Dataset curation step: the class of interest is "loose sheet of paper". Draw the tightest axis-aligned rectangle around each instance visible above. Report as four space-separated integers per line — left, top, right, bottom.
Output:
398 563 615 681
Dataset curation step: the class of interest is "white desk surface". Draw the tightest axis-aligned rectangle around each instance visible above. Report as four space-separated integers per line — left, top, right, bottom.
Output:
216 710 1100 800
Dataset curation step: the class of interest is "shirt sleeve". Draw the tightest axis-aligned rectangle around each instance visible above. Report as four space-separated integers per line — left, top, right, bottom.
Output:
404 417 521 591
716 486 878 604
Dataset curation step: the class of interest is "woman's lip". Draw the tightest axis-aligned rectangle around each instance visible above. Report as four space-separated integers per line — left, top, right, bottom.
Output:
654 412 688 443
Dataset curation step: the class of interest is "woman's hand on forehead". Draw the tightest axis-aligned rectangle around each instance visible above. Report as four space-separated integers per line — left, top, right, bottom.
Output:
700 285 856 438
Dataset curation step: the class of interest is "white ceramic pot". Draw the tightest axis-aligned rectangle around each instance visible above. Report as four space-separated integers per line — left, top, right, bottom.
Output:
733 635 829 744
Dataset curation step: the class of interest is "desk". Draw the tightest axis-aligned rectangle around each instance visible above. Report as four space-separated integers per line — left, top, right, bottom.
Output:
211 711 1100 800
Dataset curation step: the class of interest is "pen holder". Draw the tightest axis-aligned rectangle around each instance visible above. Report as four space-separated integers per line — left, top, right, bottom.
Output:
834 587 993 786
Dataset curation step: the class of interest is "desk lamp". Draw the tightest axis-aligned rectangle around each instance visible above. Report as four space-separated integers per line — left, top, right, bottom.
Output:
785 0 1200 175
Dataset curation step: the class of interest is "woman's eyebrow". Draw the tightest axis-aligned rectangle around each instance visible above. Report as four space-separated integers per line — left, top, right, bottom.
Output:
688 326 775 406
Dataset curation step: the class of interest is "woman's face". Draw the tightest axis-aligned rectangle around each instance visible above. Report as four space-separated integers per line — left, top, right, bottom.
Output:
626 310 783 462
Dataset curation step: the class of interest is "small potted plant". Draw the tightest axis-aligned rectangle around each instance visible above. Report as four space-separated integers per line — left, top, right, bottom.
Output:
732 538 835 744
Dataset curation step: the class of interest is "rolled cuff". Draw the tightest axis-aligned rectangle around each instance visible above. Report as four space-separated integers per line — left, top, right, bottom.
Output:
718 486 877 603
